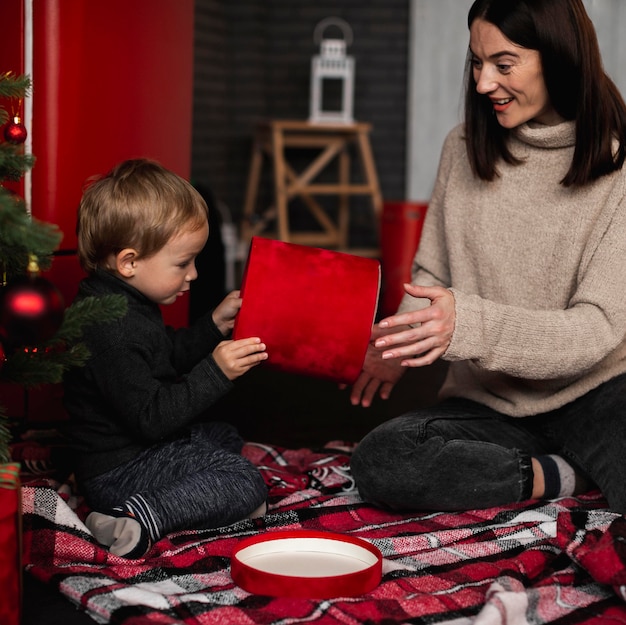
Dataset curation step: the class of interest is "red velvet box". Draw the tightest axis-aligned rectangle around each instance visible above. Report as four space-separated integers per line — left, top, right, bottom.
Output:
234 237 380 384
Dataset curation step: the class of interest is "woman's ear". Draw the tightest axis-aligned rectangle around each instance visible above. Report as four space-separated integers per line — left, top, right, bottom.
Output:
115 248 139 278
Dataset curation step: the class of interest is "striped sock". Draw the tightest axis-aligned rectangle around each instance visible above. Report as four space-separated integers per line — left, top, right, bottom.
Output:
535 454 577 499
122 493 161 543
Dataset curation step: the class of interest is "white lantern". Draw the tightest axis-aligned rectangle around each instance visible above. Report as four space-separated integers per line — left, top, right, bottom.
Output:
309 17 355 125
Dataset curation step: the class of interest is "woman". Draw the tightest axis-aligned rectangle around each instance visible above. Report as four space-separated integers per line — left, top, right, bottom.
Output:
350 0 626 513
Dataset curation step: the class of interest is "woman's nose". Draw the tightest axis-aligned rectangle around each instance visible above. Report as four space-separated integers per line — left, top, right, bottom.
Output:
475 67 497 94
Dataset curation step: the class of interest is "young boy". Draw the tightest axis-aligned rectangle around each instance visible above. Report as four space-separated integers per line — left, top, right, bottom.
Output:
63 159 268 559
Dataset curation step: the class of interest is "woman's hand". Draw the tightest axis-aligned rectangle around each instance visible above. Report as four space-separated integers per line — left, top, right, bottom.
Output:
212 337 267 380
343 323 408 407
212 290 242 335
375 283 455 367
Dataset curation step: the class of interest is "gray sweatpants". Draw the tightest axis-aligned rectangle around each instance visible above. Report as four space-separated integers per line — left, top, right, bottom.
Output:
82 422 267 539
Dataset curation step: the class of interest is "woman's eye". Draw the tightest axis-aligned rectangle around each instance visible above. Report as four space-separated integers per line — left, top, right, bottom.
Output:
497 64 512 73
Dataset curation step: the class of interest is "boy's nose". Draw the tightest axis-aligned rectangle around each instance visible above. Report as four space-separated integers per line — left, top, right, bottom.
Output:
187 263 198 281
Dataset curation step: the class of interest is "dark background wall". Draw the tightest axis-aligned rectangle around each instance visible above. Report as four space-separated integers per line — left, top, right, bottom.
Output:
192 0 410 235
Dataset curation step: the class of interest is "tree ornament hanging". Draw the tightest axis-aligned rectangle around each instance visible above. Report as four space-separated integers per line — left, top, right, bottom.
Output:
3 114 27 145
0 255 64 348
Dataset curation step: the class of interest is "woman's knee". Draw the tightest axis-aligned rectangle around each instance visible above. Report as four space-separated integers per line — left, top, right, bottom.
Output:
350 415 430 507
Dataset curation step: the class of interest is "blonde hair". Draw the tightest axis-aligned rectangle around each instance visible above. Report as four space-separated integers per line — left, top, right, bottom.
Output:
77 159 208 274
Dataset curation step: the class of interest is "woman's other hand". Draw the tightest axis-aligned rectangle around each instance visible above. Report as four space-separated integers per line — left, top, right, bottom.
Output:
376 284 455 367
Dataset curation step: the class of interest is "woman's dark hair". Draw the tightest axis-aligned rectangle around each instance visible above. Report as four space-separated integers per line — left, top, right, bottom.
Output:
465 0 626 186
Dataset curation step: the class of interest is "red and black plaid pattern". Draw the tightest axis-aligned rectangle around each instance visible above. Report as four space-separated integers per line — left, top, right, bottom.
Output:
21 441 626 624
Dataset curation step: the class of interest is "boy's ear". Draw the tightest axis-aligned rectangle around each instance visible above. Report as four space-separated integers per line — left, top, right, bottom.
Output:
115 248 139 278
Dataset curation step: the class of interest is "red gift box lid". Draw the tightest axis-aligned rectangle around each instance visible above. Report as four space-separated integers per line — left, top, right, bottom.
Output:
233 237 380 384
231 530 383 598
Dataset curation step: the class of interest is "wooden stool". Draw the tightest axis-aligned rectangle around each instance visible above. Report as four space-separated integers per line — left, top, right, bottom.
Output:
241 120 383 255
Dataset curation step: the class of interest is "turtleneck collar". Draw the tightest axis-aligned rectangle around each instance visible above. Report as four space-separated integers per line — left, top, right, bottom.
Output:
89 267 155 308
513 120 576 149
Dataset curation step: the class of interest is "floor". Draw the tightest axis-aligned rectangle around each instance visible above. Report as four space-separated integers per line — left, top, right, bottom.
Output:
21 360 448 624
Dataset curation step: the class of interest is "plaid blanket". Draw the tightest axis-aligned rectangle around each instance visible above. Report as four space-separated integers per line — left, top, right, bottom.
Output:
22 441 626 624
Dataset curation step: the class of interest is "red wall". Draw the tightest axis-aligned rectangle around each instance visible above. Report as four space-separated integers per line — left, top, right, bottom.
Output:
31 0 194 245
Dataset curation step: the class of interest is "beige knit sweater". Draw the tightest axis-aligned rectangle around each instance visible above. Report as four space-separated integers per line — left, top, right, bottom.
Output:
399 121 626 416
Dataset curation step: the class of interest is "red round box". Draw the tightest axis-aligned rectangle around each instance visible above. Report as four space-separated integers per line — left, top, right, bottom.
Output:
231 530 383 598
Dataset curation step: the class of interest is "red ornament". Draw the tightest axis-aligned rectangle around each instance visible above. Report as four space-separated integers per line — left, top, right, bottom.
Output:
0 276 65 347
4 115 27 144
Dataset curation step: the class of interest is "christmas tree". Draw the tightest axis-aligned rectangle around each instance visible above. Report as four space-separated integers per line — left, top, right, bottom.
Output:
0 72 126 463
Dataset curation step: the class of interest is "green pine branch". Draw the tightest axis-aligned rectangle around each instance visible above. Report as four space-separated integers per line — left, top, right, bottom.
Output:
0 194 61 251
1 70 34 192
0 192 62 277
0 149 35 181
0 72 31 99
47 294 128 346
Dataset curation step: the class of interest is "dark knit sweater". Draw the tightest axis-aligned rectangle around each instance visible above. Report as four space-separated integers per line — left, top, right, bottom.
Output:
63 269 233 482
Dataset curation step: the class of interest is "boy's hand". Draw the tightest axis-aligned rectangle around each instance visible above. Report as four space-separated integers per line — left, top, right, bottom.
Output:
212 290 242 335
212 337 267 380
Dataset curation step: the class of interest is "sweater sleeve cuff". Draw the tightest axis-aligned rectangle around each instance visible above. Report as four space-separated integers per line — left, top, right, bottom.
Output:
443 289 485 361
199 310 228 341
202 354 234 392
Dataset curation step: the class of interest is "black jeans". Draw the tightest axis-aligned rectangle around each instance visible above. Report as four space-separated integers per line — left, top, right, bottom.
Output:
83 422 267 538
351 373 626 513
